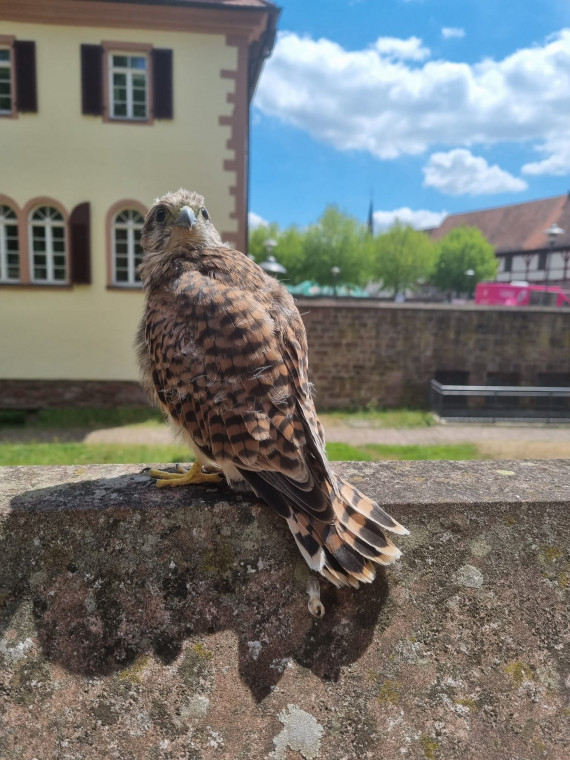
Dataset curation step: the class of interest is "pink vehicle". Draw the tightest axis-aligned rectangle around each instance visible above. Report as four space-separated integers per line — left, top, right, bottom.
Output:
475 281 570 307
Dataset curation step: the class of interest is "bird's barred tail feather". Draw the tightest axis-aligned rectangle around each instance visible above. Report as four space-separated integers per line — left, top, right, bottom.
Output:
287 474 409 588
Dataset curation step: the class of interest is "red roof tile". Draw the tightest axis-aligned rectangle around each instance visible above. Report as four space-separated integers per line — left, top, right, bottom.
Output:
108 1 277 8
429 194 570 253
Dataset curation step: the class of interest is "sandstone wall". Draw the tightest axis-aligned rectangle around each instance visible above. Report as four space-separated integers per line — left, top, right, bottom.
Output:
1 302 569 410
1 461 568 759
298 300 570 408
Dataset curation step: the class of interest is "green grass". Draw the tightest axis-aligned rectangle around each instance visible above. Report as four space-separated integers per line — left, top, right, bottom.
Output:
319 408 435 428
325 443 374 461
0 443 192 466
0 407 164 429
0 441 482 466
326 442 482 461
362 442 481 460
0 406 434 431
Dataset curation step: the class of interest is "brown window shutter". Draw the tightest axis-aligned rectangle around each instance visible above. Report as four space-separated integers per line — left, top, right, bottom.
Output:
152 48 173 119
70 202 91 285
14 41 37 113
81 44 103 115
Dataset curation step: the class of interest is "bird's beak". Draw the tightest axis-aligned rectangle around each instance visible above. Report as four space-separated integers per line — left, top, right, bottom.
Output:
175 206 197 229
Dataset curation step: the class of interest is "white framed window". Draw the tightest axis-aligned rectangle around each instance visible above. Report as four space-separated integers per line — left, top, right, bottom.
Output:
0 204 19 281
109 53 148 120
113 209 144 285
0 47 12 114
30 206 67 283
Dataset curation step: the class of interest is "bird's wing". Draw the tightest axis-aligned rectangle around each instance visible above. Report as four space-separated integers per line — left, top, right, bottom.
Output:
145 264 336 522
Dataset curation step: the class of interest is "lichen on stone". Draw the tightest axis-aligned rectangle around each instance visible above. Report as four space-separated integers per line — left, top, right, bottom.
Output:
377 679 400 704
273 704 324 760
0 636 34 663
199 539 234 574
118 654 151 684
469 538 492 558
9 657 53 706
504 661 533 686
542 546 563 563
454 564 484 589
192 642 213 660
420 734 440 759
177 642 213 688
455 697 477 710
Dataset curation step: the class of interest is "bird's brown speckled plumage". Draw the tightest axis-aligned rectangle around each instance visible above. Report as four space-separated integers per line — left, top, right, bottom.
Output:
137 189 408 587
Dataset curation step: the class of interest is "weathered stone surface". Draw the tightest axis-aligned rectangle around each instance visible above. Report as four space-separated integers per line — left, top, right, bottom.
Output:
0 379 147 410
0 460 569 759
298 300 570 408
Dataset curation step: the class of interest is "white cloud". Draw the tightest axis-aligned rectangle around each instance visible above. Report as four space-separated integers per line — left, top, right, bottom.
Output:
375 36 430 61
373 207 447 231
522 136 570 175
254 29 570 173
441 27 465 39
423 148 527 195
248 211 268 229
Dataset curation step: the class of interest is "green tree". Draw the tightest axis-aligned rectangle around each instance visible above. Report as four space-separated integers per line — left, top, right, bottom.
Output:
247 222 280 262
302 205 373 287
433 226 497 295
247 223 309 285
247 206 375 287
372 223 437 297
273 226 307 285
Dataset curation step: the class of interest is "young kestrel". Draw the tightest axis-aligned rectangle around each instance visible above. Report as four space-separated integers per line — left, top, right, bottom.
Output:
137 189 408 591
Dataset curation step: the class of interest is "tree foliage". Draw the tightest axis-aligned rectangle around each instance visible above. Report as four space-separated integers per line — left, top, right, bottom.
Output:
248 222 280 262
247 206 373 286
272 226 307 284
247 210 497 298
433 225 497 295
302 206 373 286
371 222 437 296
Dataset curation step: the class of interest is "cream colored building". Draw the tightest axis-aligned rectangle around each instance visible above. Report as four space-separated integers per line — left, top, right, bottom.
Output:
0 0 278 405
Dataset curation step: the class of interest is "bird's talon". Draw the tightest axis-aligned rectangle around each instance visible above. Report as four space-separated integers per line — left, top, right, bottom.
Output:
148 462 224 488
307 576 325 618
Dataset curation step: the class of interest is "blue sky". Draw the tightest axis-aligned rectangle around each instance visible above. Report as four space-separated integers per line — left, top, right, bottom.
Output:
249 0 570 232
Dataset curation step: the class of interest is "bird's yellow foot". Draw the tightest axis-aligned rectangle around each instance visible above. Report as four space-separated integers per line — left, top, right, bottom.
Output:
148 462 224 488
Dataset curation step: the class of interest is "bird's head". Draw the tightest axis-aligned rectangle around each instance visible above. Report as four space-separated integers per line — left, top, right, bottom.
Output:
141 189 222 259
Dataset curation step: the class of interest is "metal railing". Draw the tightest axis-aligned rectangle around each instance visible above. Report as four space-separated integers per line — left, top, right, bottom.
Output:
429 379 570 421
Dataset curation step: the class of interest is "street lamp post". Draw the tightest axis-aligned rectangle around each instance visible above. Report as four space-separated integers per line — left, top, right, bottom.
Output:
260 239 287 278
465 268 475 299
544 223 564 288
264 238 277 257
260 254 287 275
331 266 341 297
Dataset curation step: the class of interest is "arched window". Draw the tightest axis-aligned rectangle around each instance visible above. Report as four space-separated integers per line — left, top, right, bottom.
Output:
113 208 144 285
30 206 67 283
0 204 19 282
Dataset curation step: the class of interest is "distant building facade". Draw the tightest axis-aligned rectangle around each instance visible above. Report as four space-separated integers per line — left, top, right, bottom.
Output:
429 194 570 287
0 0 278 398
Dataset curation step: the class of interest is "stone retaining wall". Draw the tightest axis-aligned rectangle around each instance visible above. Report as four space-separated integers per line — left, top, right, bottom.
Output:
298 299 570 409
0 379 147 410
1 303 569 411
1 460 568 759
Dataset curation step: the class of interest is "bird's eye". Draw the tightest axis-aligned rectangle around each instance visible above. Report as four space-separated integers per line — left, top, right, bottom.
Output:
201 207 209 221
155 207 166 223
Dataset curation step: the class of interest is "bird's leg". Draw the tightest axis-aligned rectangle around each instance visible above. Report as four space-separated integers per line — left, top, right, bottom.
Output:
148 461 224 488
306 576 325 619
